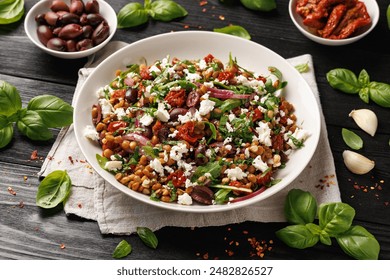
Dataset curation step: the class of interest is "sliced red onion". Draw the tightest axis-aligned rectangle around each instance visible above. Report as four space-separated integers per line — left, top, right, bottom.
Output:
208 87 251 99
230 186 267 203
122 133 150 146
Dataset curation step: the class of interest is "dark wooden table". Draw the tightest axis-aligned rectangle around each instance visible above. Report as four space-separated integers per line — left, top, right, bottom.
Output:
1 0 389 260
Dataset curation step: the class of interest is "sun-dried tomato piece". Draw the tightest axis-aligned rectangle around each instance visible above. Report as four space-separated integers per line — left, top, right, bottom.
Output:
318 4 347 38
164 89 186 107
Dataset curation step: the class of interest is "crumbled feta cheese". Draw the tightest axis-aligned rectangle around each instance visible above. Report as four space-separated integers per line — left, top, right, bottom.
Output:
226 122 234 132
287 118 294 125
114 108 127 120
168 129 179 138
99 98 114 118
225 144 232 151
244 148 250 158
224 167 247 180
177 193 193 205
104 160 122 171
84 125 99 141
253 155 269 172
204 172 212 178
149 65 161 75
170 142 189 161
199 99 215 116
177 109 202 123
287 128 309 149
228 113 236 122
139 114 154 126
253 121 272 146
198 59 207 70
156 102 170 122
177 160 194 177
184 69 202 82
185 179 197 188
223 137 232 145
236 75 264 89
149 158 165 177
144 85 152 97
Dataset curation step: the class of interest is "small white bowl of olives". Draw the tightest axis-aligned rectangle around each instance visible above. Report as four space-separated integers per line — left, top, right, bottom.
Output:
24 0 117 59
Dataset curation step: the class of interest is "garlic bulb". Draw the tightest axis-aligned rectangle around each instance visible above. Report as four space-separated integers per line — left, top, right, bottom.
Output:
342 150 375 175
349 109 378 137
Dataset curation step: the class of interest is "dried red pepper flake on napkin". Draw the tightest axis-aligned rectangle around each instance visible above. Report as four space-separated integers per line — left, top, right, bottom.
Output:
30 150 38 160
7 187 16 196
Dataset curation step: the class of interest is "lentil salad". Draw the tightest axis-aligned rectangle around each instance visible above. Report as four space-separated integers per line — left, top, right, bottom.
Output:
85 54 309 206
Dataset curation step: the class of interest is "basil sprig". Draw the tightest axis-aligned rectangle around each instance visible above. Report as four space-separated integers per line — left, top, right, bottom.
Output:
36 170 72 209
0 0 24 25
326 68 390 108
0 81 73 148
136 227 158 249
117 0 188 28
276 189 380 260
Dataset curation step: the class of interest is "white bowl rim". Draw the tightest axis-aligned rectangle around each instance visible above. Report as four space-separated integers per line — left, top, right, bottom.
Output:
288 0 380 46
73 30 322 213
24 0 117 59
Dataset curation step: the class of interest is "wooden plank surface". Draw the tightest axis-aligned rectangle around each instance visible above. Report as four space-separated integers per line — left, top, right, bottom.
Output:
0 0 389 260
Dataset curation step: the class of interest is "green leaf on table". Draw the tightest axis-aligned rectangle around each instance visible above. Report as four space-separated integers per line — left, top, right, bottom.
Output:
341 128 363 150
117 2 149 28
0 0 24 25
318 202 355 237
387 4 390 30
0 123 13 149
284 189 317 225
149 0 188 22
358 69 370 86
27 94 73 128
36 170 72 209
214 25 251 40
0 80 22 117
16 110 53 141
367 82 390 108
326 68 361 94
295 62 309 73
240 0 276 12
336 225 380 260
112 240 132 259
137 227 158 249
275 224 319 249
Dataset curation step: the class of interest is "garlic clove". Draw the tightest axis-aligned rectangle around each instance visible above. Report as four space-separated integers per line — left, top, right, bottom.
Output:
349 109 378 137
342 150 375 175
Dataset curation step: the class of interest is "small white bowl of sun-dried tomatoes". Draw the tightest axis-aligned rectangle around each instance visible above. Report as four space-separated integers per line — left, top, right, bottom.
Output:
289 0 379 46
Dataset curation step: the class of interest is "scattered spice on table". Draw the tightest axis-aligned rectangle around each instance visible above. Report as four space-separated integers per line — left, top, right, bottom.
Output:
30 150 38 160
18 201 24 208
315 174 337 190
60 243 66 249
7 187 16 196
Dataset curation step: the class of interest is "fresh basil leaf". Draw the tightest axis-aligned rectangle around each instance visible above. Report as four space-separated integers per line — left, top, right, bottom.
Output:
318 202 355 237
27 95 73 128
149 0 188 21
214 25 251 40
368 81 390 108
326 68 361 94
358 87 370 103
284 189 317 225
341 128 363 150
191 161 222 182
112 240 132 259
0 0 24 24
117 2 149 28
358 69 370 86
0 123 13 149
0 114 9 128
276 224 319 249
295 62 309 73
240 0 276 12
136 227 158 249
387 4 390 30
319 231 332 246
36 170 72 209
0 80 22 117
336 225 380 260
16 110 52 141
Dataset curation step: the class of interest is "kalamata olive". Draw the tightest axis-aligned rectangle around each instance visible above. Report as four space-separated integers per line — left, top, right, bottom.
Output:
37 25 53 46
92 21 109 45
186 90 200 107
190 186 214 205
157 127 170 142
142 126 153 139
85 0 99 14
66 40 77 52
50 0 70 12
58 23 83 40
81 25 93 38
59 12 80 25
35 13 47 25
46 37 67 51
125 88 138 104
52 26 62 36
56 10 68 17
169 108 188 121
79 13 88 25
44 11 59 26
86 13 105 26
69 0 85 15
76 38 93 51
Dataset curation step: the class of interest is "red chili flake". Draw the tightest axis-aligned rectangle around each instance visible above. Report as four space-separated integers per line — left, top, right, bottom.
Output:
225 249 234 257
219 15 225 20
68 156 74 164
30 150 38 160
7 187 16 196
199 0 208 6
202 253 209 260
77 203 83 209
18 201 25 208
242 230 249 235
60 243 66 249
183 25 190 29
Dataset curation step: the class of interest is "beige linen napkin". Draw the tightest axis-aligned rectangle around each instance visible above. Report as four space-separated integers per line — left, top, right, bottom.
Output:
39 41 341 234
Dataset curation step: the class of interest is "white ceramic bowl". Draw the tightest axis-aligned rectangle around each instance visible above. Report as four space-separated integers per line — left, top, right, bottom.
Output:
24 0 117 59
73 31 321 213
289 0 379 46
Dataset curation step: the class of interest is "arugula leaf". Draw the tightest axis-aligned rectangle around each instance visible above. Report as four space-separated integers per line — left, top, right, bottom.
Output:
191 161 222 182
